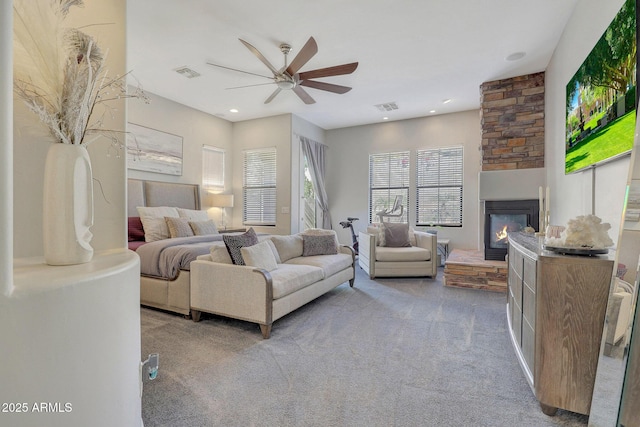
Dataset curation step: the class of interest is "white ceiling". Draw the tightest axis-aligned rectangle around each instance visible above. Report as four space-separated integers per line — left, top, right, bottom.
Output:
127 0 579 130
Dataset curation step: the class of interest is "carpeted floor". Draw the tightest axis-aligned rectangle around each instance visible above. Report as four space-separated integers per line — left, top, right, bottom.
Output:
141 266 590 427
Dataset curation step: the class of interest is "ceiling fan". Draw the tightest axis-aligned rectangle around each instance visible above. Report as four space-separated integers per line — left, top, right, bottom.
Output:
207 37 358 105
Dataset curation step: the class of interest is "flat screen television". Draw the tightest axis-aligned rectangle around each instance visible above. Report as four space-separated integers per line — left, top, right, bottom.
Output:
565 0 637 174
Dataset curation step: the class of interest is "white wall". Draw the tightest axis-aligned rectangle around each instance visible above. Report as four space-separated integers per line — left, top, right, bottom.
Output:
325 110 482 249
6 1 142 425
231 114 294 235
127 91 234 215
546 0 629 246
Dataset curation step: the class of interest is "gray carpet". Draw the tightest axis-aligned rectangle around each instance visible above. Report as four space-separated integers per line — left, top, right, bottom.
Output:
141 266 590 426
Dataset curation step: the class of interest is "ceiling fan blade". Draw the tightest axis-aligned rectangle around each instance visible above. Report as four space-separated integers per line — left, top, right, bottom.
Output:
300 80 352 94
226 82 276 90
297 62 359 80
206 62 273 79
239 39 280 76
264 87 282 104
285 37 318 76
292 86 316 104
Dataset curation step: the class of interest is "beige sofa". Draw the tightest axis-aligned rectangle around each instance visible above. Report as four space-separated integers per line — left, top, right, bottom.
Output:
358 224 438 279
190 231 355 339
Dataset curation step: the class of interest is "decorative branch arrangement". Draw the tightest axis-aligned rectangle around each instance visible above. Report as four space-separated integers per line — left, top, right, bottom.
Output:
13 0 148 150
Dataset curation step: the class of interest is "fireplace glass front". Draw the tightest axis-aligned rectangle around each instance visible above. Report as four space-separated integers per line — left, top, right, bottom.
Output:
489 214 528 249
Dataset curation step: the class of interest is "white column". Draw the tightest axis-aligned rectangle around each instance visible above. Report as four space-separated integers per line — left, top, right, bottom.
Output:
0 0 13 297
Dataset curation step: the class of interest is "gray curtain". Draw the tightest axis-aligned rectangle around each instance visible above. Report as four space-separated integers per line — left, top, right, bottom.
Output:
300 136 332 229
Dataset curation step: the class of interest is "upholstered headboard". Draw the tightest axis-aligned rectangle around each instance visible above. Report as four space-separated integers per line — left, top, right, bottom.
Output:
127 179 201 217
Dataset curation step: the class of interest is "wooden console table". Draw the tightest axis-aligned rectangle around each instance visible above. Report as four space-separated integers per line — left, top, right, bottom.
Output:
507 232 614 416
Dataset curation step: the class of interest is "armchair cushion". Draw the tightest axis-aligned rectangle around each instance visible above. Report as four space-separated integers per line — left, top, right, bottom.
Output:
375 246 432 262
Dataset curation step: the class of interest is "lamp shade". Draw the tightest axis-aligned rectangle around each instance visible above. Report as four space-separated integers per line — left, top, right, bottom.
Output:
209 193 234 208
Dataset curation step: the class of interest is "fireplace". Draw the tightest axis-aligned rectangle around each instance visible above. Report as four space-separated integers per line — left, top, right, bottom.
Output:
484 200 539 260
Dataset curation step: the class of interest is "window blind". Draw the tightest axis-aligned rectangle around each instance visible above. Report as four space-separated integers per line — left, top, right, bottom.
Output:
202 145 224 190
243 147 277 226
369 151 410 223
416 146 463 226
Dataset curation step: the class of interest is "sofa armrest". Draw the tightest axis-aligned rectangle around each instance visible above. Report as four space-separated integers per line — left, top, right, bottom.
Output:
358 232 376 279
414 230 438 276
190 260 273 326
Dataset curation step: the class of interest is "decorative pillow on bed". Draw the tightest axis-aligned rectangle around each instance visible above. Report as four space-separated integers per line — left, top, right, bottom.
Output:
382 222 411 247
223 228 259 265
128 217 145 242
189 220 219 236
137 206 179 242
240 240 278 272
177 208 209 222
165 217 194 238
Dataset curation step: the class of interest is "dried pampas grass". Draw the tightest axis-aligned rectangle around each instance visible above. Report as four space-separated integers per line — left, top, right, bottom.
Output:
13 0 147 147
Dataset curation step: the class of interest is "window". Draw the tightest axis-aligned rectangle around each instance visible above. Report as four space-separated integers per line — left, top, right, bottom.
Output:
369 151 410 223
243 147 276 226
202 145 224 191
416 146 463 227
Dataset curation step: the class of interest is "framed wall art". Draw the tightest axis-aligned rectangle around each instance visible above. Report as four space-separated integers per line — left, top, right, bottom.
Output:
126 123 183 176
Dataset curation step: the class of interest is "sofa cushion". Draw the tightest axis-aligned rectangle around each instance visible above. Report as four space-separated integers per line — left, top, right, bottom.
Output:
269 234 303 263
241 241 278 272
375 246 431 262
223 228 259 265
269 264 324 299
302 234 338 256
285 253 353 279
383 222 411 247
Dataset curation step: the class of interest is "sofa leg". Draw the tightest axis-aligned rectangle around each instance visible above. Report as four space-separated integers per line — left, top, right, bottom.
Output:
191 310 202 322
259 324 272 339
349 278 355 287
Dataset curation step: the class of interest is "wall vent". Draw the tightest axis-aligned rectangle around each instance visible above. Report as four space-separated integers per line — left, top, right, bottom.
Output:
374 102 399 112
174 66 201 79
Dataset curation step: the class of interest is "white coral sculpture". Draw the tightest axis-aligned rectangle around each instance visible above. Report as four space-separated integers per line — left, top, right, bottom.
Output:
545 214 614 249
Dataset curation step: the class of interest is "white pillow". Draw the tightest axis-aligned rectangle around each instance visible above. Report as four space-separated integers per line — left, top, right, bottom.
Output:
177 208 209 222
241 241 278 272
137 206 179 242
210 243 232 264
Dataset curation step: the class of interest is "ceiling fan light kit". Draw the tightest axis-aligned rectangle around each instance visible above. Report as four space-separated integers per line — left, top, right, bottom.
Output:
208 37 358 105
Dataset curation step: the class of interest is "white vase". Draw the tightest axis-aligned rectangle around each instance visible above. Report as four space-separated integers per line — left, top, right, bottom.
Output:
43 143 94 265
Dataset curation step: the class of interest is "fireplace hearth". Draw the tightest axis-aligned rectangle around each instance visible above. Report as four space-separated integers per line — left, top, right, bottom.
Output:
484 200 539 260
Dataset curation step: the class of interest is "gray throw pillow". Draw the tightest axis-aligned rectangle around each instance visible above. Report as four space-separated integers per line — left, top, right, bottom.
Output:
223 228 259 265
189 220 219 236
165 217 194 238
302 234 338 256
383 222 411 247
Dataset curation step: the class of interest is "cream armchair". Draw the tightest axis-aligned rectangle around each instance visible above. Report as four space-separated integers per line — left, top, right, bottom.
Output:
358 225 438 279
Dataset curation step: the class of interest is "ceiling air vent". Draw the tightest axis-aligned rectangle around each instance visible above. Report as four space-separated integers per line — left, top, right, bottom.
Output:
174 66 201 79
374 102 399 112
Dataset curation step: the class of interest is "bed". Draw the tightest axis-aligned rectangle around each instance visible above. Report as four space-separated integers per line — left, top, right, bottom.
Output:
128 179 222 316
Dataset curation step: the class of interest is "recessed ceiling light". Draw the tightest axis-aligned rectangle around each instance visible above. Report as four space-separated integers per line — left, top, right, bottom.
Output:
506 52 526 61
442 99 452 104
383 117 389 120
229 108 238 113
430 110 436 114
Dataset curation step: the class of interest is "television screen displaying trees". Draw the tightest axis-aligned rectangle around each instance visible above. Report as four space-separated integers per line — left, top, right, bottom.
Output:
565 0 636 174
